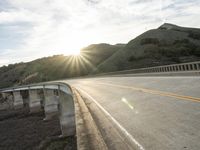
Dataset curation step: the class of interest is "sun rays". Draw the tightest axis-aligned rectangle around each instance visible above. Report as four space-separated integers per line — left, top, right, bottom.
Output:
60 51 96 77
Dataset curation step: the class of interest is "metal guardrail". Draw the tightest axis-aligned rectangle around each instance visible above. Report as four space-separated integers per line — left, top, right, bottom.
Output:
0 82 71 94
95 61 200 76
0 82 75 137
0 81 110 149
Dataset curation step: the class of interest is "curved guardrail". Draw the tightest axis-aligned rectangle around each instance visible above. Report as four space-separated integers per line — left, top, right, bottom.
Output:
0 82 75 137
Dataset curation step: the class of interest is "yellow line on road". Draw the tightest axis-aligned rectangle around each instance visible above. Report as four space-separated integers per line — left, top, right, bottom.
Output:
97 82 200 103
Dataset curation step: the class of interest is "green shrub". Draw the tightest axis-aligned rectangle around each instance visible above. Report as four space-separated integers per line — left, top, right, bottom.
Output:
140 38 159 45
128 56 137 62
188 31 200 40
173 39 189 45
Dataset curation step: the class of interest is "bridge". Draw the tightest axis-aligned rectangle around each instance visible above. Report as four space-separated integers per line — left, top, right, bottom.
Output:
0 61 200 150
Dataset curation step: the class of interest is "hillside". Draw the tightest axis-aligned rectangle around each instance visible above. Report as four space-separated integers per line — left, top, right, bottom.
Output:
0 23 200 89
81 43 125 67
94 23 200 73
0 43 124 88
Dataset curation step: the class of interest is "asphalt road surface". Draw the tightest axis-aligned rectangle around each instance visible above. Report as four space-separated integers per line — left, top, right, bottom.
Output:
65 76 200 150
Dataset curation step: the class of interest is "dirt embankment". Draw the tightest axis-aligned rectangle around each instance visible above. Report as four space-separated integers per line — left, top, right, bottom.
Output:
0 108 77 150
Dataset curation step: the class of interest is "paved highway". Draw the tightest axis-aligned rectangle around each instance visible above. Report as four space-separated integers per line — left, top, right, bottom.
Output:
66 76 200 150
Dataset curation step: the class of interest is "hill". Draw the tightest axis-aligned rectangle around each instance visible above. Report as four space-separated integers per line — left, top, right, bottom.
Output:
0 23 200 88
0 43 124 88
81 43 125 67
94 23 200 73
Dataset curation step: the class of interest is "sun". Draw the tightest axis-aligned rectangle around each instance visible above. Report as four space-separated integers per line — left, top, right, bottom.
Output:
62 49 81 56
71 49 81 56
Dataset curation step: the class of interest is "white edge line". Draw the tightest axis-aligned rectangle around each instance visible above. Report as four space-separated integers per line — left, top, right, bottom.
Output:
77 87 145 150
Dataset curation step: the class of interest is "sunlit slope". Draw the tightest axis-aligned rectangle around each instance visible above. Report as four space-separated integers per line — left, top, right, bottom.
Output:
94 23 200 73
0 44 124 88
81 43 125 66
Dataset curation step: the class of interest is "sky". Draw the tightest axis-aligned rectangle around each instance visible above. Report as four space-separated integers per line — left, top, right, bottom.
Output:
0 0 200 66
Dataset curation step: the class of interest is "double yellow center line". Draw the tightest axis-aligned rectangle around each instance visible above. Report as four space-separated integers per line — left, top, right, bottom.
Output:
97 82 200 103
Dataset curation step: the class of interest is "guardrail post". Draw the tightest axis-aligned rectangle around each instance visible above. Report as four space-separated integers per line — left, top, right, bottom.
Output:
163 67 165 72
168 66 171 71
173 66 175 71
168 66 171 72
187 64 191 70
177 66 179 71
172 66 174 71
196 63 200 70
183 65 185 71
166 67 169 72
191 64 195 70
169 66 172 71
163 67 166 72
164 67 166 72
172 66 175 71
58 85 75 137
43 87 59 120
13 90 24 109
173 66 176 71
21 90 29 108
177 66 180 71
184 64 188 70
180 65 183 71
179 66 181 71
155 68 158 72
29 89 42 113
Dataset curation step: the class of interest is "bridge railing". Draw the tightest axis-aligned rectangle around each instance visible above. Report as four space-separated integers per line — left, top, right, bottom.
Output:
95 61 200 76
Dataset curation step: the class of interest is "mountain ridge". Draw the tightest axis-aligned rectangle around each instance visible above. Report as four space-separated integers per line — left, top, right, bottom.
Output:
93 23 200 73
0 23 200 88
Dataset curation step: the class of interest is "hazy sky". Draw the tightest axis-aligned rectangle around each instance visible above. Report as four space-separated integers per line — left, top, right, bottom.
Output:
0 0 200 66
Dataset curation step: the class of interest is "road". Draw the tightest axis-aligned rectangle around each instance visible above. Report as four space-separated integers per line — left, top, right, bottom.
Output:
66 76 200 150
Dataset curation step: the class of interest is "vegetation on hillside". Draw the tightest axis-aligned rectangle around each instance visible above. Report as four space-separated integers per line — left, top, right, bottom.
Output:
94 23 200 73
0 44 124 88
0 23 200 88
